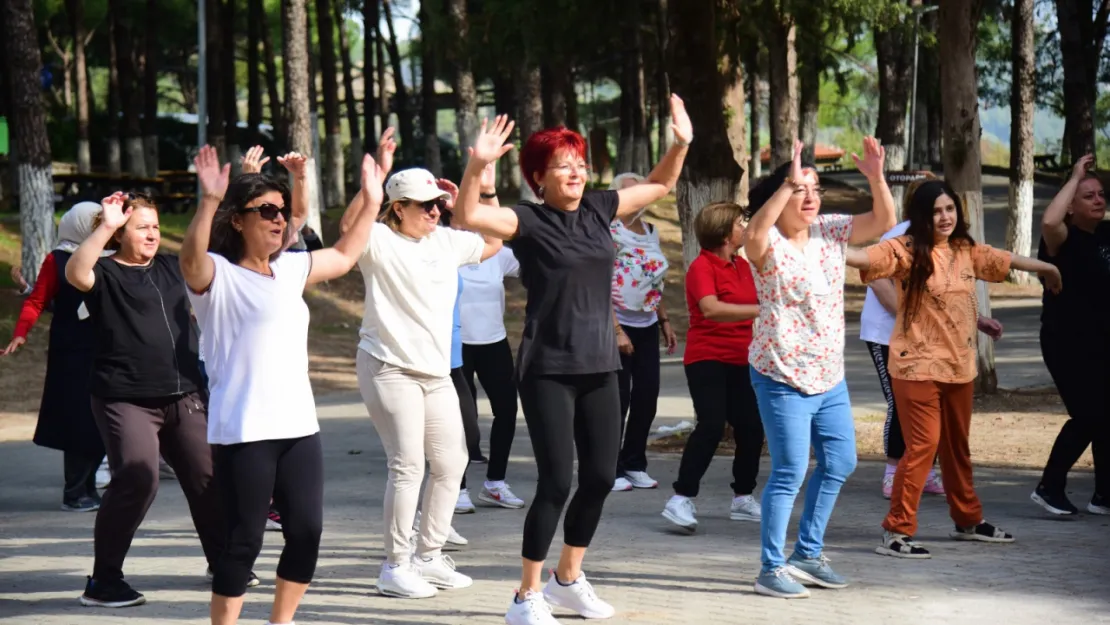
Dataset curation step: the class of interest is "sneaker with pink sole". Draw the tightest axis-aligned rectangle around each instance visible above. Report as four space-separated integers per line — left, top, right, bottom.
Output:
924 470 945 495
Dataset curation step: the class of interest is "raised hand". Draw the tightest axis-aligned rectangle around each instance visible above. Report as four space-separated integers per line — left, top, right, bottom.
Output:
790 139 805 184
437 179 460 211
194 145 231 200
670 94 693 146
376 128 397 176
471 115 515 165
852 136 886 181
241 145 271 174
99 192 132 230
468 147 498 192
277 151 308 179
1071 154 1095 180
359 153 385 207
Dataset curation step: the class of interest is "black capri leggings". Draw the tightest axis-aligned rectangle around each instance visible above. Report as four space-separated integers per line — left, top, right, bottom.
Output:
451 367 481 490
462 338 519 482
519 372 620 562
211 433 324 597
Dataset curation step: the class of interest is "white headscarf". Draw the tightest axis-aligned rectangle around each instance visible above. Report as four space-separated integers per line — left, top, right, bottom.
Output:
608 172 645 191
56 201 114 256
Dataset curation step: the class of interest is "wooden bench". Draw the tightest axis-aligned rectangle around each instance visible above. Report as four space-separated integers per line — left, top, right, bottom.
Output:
1034 154 1060 171
53 172 198 213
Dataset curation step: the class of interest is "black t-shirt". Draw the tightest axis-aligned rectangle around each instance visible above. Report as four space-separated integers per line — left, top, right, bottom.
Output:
508 189 622 378
1038 221 1110 340
84 254 202 399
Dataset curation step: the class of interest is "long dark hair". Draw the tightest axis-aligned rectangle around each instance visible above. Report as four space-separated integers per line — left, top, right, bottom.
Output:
209 173 293 263
902 180 975 328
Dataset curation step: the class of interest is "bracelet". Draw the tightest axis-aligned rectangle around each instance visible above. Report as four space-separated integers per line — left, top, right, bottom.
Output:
480 192 498 199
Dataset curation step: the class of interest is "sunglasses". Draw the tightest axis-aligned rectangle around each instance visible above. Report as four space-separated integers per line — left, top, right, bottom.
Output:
412 199 447 213
240 202 291 222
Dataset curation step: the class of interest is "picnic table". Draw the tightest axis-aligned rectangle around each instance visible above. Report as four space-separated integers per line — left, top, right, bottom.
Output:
54 171 197 213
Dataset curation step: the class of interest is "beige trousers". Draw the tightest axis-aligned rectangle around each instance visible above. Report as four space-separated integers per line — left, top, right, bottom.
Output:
357 350 468 564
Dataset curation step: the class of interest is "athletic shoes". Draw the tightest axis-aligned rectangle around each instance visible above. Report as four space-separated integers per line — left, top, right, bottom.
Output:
505 590 560 625
1030 484 1079 516
543 571 615 619
377 561 438 599
624 471 658 489
661 495 697 534
923 469 945 495
266 507 283 531
1089 493 1110 515
786 553 849 589
611 477 633 492
479 482 526 509
754 567 809 599
79 576 146 608
729 495 761 522
455 488 476 514
414 554 473 589
61 496 101 512
881 466 895 499
95 459 111 489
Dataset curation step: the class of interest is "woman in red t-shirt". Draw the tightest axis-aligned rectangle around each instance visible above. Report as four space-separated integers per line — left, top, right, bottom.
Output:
661 202 764 534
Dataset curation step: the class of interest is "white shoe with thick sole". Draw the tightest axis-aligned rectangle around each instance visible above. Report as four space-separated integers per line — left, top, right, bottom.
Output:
376 562 438 599
414 554 473 589
661 496 697 534
624 471 658 489
543 571 615 619
505 590 561 625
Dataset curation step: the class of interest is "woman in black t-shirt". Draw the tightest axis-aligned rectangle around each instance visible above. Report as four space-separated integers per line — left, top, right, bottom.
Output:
1033 154 1110 517
454 103 692 625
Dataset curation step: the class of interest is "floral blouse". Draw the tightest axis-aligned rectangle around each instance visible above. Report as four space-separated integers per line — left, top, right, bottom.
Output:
611 220 669 312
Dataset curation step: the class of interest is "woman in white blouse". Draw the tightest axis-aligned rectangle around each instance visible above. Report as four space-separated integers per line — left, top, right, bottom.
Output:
609 173 677 492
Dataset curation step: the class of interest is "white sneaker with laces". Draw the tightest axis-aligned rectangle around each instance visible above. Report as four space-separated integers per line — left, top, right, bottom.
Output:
376 561 438 598
611 477 633 492
543 571 615 619
455 488 476 514
414 554 473 589
505 590 561 625
661 495 697 533
479 482 526 509
624 471 658 489
95 459 111 489
730 494 761 522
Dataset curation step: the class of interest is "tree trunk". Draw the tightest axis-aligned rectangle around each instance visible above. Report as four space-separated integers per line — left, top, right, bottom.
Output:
1008 0 1035 285
248 0 264 145
565 72 580 132
939 0 994 393
419 3 441 176
67 0 91 173
376 23 390 144
333 0 361 182
874 8 917 207
655 0 671 156
206 0 226 161
447 0 478 159
111 1 145 177
106 13 121 175
142 0 159 175
363 0 379 147
631 16 650 176
306 3 318 115
766 6 798 169
382 0 414 162
260 4 284 143
1054 0 1103 165
667 0 742 269
4 0 55 286
723 59 747 204
283 0 320 235
223 0 241 171
542 66 569 128
798 51 820 164
617 61 634 173
494 72 521 193
315 0 344 207
746 48 763 181
515 64 543 200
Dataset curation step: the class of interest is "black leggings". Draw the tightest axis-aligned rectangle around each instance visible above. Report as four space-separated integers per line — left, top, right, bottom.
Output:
1039 329 1109 496
211 433 324 597
673 361 763 497
616 323 661 475
451 367 481 490
519 372 619 562
866 341 905 459
462 339 519 482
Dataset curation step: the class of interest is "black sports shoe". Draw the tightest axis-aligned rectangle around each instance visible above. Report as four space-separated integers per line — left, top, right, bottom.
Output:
1030 484 1079 516
469 455 489 465
1088 493 1110 516
206 567 261 588
79 576 146 608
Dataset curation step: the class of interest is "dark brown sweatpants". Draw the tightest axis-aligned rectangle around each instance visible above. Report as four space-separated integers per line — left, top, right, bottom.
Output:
90 392 224 582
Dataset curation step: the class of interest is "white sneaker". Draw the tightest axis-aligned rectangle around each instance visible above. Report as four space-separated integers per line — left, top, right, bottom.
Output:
730 495 761 522
611 477 633 492
414 554 473 589
412 510 468 546
661 495 697 533
95 459 110 489
624 471 658 489
479 482 526 508
505 590 561 625
376 561 438 599
455 488 476 514
543 571 615 619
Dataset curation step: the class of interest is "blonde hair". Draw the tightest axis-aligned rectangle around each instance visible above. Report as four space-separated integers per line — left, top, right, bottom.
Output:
379 200 405 232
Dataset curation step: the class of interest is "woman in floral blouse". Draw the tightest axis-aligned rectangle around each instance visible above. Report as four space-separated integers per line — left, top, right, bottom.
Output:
609 173 678 492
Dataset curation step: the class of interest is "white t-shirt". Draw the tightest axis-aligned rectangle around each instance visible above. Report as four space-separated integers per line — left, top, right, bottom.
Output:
358 225 485 377
859 221 910 345
459 247 519 345
188 251 319 445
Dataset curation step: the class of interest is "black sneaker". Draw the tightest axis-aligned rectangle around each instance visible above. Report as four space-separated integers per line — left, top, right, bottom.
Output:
469 455 488 465
79 576 146 608
1030 484 1079 516
875 531 931 559
950 521 1015 543
1088 493 1110 516
206 567 260 588
61 496 101 513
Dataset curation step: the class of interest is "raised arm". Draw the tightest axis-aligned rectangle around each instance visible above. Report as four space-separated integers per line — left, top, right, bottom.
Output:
455 116 521 240
66 193 131 293
744 140 805 270
1042 154 1093 256
615 94 692 220
277 152 309 234
1009 253 1062 293
180 145 231 294
849 137 898 245
307 154 384 285
240 145 271 174
340 128 396 235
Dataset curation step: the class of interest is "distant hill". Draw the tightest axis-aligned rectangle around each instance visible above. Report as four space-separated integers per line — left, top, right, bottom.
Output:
979 104 1065 152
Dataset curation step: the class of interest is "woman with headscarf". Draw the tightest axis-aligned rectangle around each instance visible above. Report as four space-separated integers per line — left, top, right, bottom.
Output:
3 202 109 511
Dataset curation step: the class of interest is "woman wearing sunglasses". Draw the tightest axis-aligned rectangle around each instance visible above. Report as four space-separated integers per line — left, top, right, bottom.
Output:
180 146 387 625
339 166 503 599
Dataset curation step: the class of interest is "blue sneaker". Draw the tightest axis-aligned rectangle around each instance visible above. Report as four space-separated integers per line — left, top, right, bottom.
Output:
786 553 848 589
754 567 810 598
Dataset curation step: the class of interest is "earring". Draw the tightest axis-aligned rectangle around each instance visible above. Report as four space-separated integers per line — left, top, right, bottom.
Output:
538 185 545 197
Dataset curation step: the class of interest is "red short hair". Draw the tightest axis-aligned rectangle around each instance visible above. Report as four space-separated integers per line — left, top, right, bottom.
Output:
519 127 588 196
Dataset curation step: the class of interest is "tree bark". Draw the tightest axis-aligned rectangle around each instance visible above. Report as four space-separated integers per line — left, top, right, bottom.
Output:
206 0 226 161
376 23 390 145
798 49 820 164
363 0 379 147
1008 0 1035 285
542 66 569 129
939 0 994 393
874 5 918 207
283 0 320 234
631 15 650 176
723 61 747 205
4 0 55 286
494 72 521 193
333 0 361 181
419 3 441 176
316 0 344 206
766 6 798 169
260 3 284 142
248 0 264 145
223 0 241 172
746 48 763 181
655 0 671 156
306 3 318 115
106 13 121 175
111 1 145 177
447 0 478 160
67 0 91 173
382 0 414 162
142 0 159 175
515 64 543 200
667 0 742 268
1054 0 1105 165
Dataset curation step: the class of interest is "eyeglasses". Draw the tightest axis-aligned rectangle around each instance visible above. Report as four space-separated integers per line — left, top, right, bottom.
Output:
548 162 589 174
239 202 291 222
412 199 447 213
793 186 827 199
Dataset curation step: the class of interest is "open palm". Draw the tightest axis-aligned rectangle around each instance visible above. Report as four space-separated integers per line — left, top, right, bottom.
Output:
472 115 515 165
195 145 231 198
852 136 885 180
277 151 308 179
670 94 693 145
360 153 385 207
100 192 132 230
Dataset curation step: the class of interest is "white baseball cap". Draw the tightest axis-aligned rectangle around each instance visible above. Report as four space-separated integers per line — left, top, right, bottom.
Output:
385 168 451 203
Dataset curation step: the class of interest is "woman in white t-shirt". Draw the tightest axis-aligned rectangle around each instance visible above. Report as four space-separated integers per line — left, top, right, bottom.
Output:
180 147 386 625
342 166 502 600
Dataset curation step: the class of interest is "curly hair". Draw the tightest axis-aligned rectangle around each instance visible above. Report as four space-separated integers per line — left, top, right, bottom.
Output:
208 173 293 263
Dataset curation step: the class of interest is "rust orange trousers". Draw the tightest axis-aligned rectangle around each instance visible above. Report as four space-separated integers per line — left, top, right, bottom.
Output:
883 378 983 537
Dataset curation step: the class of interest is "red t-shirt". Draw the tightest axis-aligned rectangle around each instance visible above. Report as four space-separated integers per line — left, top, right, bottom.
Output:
684 249 758 366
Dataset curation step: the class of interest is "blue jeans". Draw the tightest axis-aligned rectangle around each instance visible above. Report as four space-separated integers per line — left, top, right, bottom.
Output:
750 369 857 572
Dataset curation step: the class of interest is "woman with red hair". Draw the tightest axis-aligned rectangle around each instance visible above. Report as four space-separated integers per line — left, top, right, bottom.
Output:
453 98 692 625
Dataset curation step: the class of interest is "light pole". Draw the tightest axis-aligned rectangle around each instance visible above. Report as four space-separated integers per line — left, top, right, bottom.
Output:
906 5 939 171
197 0 207 195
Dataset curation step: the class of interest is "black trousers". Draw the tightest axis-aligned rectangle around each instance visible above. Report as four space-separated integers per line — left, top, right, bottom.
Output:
519 372 619 562
673 361 763 497
1039 328 1109 496
451 367 481 490
63 450 103 503
866 341 905 459
211 433 324 597
616 323 661 475
461 339 519 482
